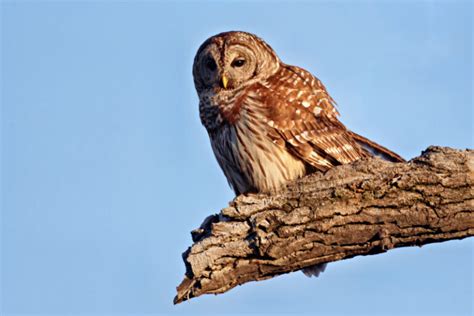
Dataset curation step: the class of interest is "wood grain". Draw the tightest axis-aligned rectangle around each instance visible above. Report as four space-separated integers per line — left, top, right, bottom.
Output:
175 146 473 304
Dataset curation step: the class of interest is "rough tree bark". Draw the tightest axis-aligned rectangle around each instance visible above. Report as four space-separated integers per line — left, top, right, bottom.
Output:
174 146 473 304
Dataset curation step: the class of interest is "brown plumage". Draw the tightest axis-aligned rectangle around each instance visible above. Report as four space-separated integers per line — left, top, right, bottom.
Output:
193 31 404 277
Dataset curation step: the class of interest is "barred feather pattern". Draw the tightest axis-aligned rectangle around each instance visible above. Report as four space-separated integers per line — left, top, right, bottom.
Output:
194 31 404 276
200 63 377 194
201 86 308 194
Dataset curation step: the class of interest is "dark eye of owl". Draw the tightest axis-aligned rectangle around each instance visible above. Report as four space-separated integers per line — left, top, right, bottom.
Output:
231 58 246 68
205 58 217 71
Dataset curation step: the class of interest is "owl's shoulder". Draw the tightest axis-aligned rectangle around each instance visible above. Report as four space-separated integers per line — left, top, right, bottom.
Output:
255 64 339 119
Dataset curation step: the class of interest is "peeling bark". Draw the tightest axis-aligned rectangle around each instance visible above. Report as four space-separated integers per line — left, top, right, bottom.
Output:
174 146 473 304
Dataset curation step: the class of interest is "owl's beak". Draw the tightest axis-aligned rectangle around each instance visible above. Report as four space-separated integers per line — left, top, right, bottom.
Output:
221 76 229 89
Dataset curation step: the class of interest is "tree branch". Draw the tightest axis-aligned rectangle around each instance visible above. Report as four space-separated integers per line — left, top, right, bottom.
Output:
174 146 473 304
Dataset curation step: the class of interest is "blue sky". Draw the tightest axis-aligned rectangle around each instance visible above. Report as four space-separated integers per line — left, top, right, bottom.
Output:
1 1 472 315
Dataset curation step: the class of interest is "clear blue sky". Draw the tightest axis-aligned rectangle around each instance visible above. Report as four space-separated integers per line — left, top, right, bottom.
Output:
1 1 472 315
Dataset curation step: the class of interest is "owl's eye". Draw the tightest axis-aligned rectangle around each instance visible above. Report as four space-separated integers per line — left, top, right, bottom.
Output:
206 58 217 71
231 58 246 68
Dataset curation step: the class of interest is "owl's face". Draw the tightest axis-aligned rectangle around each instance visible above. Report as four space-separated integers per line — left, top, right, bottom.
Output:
193 31 280 95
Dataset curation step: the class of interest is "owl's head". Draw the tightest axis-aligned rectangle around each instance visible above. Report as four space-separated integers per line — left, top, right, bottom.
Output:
193 31 280 94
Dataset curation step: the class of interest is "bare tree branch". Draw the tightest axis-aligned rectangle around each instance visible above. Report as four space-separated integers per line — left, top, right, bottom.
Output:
174 146 473 304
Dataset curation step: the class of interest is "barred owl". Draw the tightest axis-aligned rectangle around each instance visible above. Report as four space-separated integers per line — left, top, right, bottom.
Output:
193 31 404 277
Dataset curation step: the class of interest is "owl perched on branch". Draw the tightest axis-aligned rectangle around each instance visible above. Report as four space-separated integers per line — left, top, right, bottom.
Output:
193 31 404 277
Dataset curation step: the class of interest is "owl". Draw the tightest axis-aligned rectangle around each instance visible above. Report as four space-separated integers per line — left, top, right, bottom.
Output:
193 31 404 277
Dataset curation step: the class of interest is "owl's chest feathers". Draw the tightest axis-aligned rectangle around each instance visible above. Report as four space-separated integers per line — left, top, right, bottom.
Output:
199 88 251 132
212 89 248 124
219 93 246 124
204 91 306 194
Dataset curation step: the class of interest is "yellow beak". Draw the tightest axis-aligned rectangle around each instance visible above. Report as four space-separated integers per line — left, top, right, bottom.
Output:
222 76 229 89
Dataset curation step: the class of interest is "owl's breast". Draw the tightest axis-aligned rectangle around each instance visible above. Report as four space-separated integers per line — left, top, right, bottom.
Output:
207 94 306 194
199 100 223 132
199 89 250 133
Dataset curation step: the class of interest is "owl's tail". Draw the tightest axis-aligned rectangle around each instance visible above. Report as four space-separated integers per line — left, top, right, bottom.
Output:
302 263 327 278
349 131 405 163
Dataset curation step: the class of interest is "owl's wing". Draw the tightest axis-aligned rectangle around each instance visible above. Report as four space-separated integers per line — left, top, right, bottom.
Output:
261 65 367 171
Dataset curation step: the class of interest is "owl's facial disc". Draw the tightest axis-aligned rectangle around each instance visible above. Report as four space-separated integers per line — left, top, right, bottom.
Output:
195 44 257 92
194 45 222 91
193 31 281 94
221 45 257 90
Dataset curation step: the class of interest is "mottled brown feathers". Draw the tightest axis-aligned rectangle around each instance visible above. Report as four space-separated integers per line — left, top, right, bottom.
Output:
193 31 403 195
